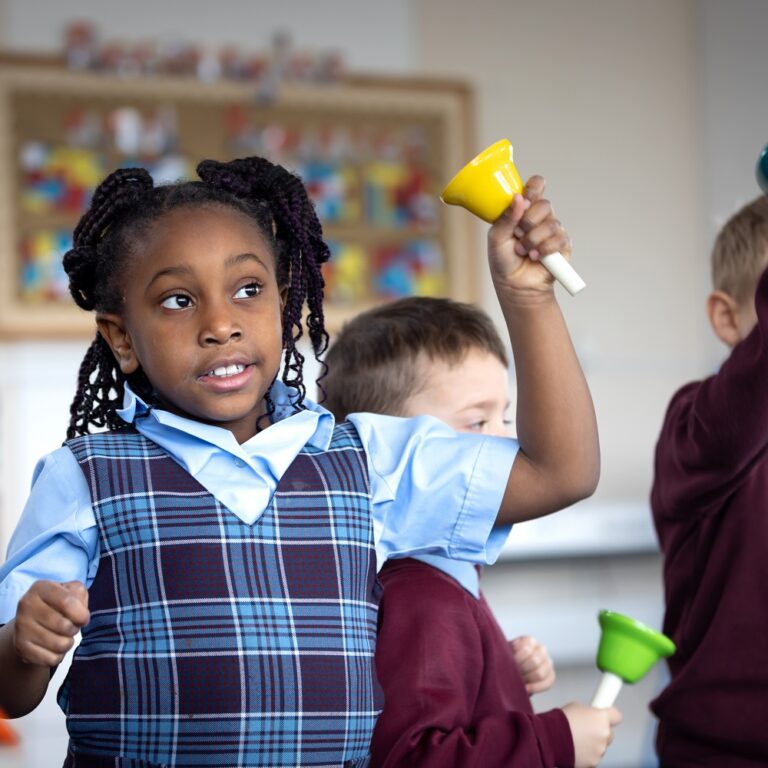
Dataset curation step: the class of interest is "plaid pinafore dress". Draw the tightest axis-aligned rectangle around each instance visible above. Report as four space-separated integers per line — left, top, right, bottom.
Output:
59 422 381 767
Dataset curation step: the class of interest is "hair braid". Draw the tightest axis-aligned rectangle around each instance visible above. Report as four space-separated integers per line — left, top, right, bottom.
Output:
63 168 156 437
67 335 128 439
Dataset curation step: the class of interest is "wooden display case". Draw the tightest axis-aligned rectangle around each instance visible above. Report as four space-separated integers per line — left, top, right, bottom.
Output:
0 63 476 337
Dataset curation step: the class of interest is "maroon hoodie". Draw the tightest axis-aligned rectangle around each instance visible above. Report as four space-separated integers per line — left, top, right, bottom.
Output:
371 557 574 767
651 266 768 766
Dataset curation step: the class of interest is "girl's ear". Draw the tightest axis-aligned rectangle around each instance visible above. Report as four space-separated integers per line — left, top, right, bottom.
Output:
96 313 140 374
706 290 742 349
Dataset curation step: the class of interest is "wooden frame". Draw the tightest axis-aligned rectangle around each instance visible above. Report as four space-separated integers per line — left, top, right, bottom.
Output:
0 62 476 337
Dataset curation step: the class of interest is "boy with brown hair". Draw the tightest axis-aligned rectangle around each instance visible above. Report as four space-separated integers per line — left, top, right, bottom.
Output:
324 296 622 768
651 195 768 766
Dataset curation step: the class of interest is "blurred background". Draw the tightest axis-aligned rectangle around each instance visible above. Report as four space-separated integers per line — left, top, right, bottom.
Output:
0 1 766 765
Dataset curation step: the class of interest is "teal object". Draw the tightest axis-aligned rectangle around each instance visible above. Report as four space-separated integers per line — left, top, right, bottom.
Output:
758 145 768 194
596 610 676 684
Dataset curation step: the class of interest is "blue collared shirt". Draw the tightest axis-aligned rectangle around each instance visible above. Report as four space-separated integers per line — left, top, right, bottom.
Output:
0 382 518 623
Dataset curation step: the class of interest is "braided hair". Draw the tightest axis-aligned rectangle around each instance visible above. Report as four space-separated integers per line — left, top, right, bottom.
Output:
63 156 330 439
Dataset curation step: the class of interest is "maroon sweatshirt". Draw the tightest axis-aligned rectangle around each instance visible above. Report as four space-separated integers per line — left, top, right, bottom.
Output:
370 557 574 768
650 266 768 766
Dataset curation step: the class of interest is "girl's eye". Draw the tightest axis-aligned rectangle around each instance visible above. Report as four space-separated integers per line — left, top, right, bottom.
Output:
161 294 193 310
234 282 262 299
467 420 487 432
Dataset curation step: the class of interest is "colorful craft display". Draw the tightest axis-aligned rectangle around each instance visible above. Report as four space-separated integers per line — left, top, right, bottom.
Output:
300 160 360 224
19 99 446 308
323 242 370 305
324 239 444 304
223 116 443 305
372 240 444 298
18 104 194 303
63 23 345 87
20 144 104 215
20 229 72 302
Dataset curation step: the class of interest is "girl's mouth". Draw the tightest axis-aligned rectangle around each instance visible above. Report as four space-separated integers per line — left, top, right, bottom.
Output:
198 363 255 391
205 363 246 378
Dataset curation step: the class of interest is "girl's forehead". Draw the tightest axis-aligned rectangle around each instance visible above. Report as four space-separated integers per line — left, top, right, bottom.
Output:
125 204 278 278
146 204 274 250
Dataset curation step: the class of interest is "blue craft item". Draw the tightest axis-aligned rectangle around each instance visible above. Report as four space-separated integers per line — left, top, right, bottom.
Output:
757 144 768 194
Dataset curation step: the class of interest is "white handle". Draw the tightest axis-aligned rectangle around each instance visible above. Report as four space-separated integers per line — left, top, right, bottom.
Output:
590 671 623 708
540 251 586 296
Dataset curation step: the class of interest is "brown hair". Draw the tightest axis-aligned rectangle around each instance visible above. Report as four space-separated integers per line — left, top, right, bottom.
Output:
323 296 508 420
711 195 768 303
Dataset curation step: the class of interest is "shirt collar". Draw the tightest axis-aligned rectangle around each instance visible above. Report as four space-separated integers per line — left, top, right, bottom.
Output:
117 379 335 451
411 553 480 598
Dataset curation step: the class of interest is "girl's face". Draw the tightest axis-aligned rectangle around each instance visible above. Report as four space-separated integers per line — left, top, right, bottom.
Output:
98 205 285 444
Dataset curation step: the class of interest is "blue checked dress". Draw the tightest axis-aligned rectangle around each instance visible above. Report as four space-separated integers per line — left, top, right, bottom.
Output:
59 422 380 767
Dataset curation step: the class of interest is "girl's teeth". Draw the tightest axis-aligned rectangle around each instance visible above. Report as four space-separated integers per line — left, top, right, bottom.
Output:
210 364 246 377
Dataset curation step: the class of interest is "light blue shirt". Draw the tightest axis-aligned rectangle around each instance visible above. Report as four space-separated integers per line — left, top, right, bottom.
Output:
0 381 518 623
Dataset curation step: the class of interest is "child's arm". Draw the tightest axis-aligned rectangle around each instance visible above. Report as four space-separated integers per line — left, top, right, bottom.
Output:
0 580 89 717
491 178 599 525
654 265 768 521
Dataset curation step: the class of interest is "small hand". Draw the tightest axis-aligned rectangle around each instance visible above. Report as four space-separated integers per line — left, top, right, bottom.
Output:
510 634 556 694
13 580 90 667
562 701 623 768
487 176 572 293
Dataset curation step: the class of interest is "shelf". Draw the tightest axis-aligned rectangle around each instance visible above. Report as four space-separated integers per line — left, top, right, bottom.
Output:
0 62 476 337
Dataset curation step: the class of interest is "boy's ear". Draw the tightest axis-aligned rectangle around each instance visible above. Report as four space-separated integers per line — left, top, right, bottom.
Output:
706 290 742 348
96 313 140 374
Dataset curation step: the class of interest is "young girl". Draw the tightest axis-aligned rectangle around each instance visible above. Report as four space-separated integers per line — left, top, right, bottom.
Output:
0 156 598 767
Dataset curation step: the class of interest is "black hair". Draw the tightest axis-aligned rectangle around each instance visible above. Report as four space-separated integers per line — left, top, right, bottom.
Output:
63 156 330 439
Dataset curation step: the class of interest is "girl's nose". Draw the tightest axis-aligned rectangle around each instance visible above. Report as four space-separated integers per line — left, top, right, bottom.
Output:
199 302 242 345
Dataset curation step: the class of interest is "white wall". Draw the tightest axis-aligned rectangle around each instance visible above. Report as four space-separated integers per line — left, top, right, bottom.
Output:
415 0 706 504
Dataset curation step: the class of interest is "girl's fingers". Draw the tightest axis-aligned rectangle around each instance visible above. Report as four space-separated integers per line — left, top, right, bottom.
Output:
488 195 530 253
522 175 546 204
36 606 82 638
495 194 529 227
520 220 572 261
15 622 77 666
42 582 90 627
17 583 89 637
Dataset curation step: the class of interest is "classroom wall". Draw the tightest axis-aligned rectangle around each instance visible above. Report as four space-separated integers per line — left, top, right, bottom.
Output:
1 2 767 766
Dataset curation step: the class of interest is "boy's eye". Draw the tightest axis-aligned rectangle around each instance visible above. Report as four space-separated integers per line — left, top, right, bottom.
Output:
161 294 193 310
234 282 262 299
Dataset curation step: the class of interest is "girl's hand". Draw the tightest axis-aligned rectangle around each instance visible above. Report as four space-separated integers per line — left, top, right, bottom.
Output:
510 634 556 695
487 175 572 293
13 580 90 667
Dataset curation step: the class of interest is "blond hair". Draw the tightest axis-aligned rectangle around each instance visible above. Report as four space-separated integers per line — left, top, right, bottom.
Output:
711 196 768 302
